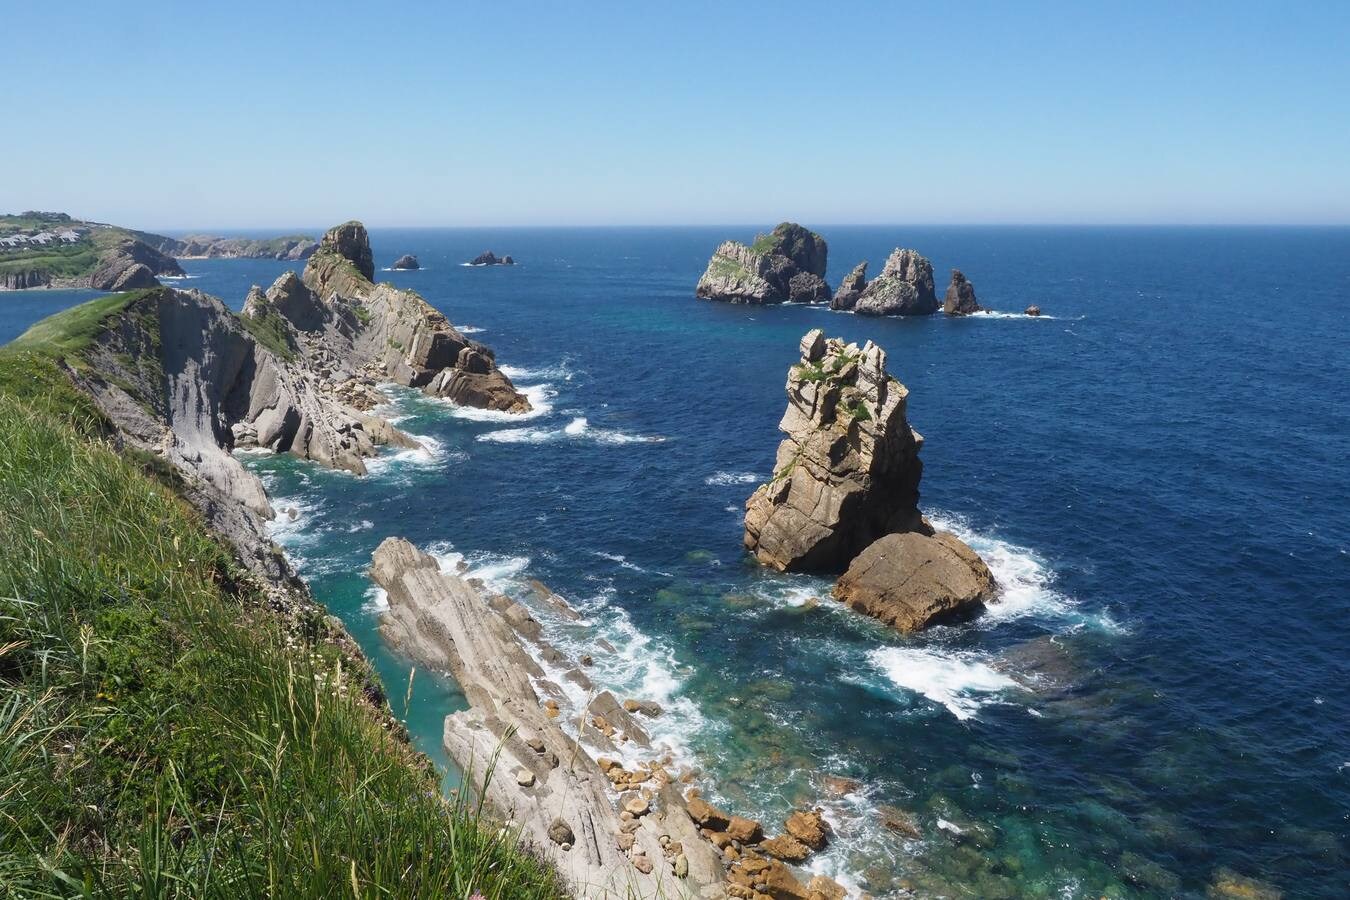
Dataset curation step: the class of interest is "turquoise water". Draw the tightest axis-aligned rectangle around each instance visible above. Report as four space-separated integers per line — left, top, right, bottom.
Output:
3 227 1347 897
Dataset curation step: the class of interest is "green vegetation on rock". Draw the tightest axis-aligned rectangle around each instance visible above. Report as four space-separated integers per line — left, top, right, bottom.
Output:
0 312 565 897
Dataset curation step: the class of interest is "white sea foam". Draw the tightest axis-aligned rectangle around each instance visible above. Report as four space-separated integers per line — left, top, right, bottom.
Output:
500 360 577 382
442 383 555 422
453 324 485 334
969 309 1059 320
478 416 663 446
347 519 374 533
364 433 449 479
705 471 760 486
867 646 1021 720
363 585 389 613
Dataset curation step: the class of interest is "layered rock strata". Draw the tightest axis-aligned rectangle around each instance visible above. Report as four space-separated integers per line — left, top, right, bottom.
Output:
696 222 831 304
745 329 927 572
746 330 996 631
290 221 530 412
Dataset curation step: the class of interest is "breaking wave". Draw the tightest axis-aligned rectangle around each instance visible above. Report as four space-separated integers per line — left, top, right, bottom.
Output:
477 416 662 446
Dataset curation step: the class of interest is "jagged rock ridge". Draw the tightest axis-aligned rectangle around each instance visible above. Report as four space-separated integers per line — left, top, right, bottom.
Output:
943 269 982 316
696 222 832 304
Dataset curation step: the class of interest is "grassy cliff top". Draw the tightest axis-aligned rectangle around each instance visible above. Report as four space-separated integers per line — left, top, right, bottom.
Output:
0 306 565 898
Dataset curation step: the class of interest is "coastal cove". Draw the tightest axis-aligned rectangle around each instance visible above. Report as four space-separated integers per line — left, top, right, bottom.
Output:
3 226 1347 897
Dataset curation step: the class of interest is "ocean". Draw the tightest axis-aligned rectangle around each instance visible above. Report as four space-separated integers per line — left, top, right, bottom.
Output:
4 226 1347 897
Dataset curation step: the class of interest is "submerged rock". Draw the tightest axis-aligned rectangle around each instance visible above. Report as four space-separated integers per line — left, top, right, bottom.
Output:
391 254 420 270
853 248 937 316
943 269 982 316
695 222 831 305
744 328 927 572
833 531 995 632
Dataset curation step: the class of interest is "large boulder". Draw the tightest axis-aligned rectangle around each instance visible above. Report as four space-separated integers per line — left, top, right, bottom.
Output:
831 262 868 311
943 269 982 316
696 222 831 305
833 531 995 632
744 329 927 572
853 248 937 316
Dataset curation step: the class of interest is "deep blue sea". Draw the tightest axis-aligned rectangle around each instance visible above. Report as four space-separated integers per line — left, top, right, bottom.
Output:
4 227 1348 897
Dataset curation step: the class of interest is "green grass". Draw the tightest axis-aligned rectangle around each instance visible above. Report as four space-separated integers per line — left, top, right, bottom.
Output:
0 347 566 897
238 306 297 361
9 289 161 364
0 243 98 279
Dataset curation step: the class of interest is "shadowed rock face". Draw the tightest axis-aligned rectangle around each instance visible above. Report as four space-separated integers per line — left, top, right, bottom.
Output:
469 251 514 266
318 221 374 281
943 269 982 316
391 254 419 270
89 240 185 290
696 222 832 304
853 248 937 316
834 531 996 631
831 262 868 311
744 329 927 572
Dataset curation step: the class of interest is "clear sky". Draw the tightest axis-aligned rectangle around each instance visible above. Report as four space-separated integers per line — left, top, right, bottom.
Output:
5 1 1348 228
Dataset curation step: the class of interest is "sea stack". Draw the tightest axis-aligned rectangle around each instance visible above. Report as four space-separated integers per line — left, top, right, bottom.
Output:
391 254 420 270
1025 305 1042 316
846 248 938 316
831 262 868 311
943 269 982 316
745 329 996 631
695 222 831 304
469 251 514 266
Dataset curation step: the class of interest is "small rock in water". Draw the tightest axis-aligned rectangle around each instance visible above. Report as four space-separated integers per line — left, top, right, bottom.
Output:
822 774 862 796
1025 305 1042 316
784 808 830 850
878 804 922 839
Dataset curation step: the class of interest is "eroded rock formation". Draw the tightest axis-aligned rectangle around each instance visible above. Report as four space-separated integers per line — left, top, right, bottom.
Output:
391 254 420 270
831 262 868 311
744 329 927 572
370 538 734 899
89 240 185 290
746 330 996 631
848 248 937 317
469 251 514 266
696 222 832 304
943 269 982 316
297 222 530 412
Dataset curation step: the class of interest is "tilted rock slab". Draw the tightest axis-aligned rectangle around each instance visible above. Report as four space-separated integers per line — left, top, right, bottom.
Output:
370 538 729 899
744 329 927 572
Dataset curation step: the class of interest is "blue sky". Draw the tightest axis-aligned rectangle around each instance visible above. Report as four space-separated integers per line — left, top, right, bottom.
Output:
5 1 1348 228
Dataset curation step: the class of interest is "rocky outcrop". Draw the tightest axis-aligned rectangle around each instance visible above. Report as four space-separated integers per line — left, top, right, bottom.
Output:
469 251 514 266
746 330 996 633
695 222 831 305
852 248 937 317
833 531 996 632
391 254 420 270
2 270 52 290
297 222 530 413
1025 305 1042 317
89 240 186 290
830 262 868 311
744 329 927 572
943 269 982 316
169 235 318 260
370 538 731 899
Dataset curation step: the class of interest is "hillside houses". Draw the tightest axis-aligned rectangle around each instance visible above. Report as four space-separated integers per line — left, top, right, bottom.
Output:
0 229 85 251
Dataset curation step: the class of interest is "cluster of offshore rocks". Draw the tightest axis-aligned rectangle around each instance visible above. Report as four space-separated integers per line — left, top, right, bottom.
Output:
370 537 852 900
697 222 1042 317
468 250 514 266
745 329 997 632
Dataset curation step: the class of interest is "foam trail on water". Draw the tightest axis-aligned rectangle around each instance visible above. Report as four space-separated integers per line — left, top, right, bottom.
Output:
500 360 577 382
364 433 447 478
478 416 663 446
867 646 1020 720
705 471 760 485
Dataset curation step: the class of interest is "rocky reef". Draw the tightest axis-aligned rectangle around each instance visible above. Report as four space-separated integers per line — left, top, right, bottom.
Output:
370 537 850 900
696 222 832 304
391 254 420 270
943 269 982 316
469 250 514 266
745 329 996 631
